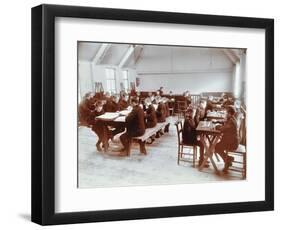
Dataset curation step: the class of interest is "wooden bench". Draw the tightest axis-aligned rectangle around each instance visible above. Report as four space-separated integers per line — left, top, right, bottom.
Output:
132 121 170 155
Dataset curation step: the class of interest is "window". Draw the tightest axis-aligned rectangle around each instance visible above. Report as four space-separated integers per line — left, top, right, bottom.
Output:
105 68 116 94
122 70 129 92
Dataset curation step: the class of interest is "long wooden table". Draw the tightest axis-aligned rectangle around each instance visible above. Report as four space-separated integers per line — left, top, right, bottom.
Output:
206 110 226 120
95 108 170 154
95 111 128 152
196 121 221 173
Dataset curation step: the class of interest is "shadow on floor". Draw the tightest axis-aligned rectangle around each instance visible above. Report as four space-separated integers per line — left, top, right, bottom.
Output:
18 213 31 222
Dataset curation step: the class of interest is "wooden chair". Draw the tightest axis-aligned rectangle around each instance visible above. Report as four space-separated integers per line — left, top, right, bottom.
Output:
174 120 197 167
226 145 246 179
226 111 247 178
190 94 201 107
168 101 175 116
177 101 188 119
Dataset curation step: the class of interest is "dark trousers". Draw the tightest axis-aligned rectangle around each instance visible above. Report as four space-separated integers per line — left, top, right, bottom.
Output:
215 139 238 162
92 124 104 146
120 132 132 154
111 123 125 137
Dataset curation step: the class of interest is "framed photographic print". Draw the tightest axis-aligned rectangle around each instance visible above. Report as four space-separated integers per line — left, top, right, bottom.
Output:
31 4 274 225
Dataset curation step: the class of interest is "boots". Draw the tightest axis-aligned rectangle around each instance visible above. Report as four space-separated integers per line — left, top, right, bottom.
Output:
223 156 234 173
96 140 102 152
164 123 170 133
198 158 210 168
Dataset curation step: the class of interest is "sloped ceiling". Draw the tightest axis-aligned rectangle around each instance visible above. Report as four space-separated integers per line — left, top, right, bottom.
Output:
78 42 101 61
78 42 241 71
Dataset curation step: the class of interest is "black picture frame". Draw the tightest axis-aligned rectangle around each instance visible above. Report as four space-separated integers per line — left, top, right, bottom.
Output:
31 4 274 225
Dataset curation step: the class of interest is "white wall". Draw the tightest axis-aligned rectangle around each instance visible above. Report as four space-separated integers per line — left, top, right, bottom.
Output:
137 72 232 94
78 61 93 98
231 51 247 104
1 1 280 230
136 46 233 73
135 46 234 94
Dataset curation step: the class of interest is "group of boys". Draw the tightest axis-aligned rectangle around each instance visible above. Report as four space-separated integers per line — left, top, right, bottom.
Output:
79 91 240 173
182 98 239 173
79 91 170 155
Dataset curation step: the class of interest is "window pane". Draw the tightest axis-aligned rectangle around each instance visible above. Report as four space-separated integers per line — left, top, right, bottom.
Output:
122 70 128 80
106 68 116 92
124 81 128 90
122 70 129 91
106 80 111 92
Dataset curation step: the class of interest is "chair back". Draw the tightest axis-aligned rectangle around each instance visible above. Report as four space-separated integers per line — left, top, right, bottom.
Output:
177 101 187 111
174 120 183 145
239 111 247 145
190 94 201 106
177 101 188 119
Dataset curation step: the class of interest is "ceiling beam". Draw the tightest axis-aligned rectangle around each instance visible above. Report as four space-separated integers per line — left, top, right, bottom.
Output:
229 49 241 61
134 45 144 64
118 45 135 68
92 44 111 65
223 49 239 64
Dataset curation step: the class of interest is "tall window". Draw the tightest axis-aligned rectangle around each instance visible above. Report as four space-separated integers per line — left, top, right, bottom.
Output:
122 70 129 92
105 68 116 94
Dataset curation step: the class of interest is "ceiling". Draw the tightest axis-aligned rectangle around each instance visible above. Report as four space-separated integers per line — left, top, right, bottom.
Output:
78 42 244 69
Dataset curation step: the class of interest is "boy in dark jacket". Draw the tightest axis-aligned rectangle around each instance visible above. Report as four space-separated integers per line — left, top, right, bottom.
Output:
145 104 157 128
156 102 166 123
103 95 119 112
182 108 205 166
90 100 107 151
118 94 129 111
120 98 146 156
215 106 239 173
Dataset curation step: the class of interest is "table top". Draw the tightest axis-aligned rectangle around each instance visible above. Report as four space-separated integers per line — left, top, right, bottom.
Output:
95 109 132 122
95 112 120 121
114 116 126 122
206 110 226 119
119 109 131 116
196 121 220 135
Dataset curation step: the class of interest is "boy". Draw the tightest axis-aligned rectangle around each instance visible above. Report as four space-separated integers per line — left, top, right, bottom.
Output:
215 106 239 173
182 108 205 166
120 98 146 156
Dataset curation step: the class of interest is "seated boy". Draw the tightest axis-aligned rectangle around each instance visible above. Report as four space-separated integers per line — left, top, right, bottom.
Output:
145 104 157 128
90 100 108 151
182 108 205 167
215 106 239 173
120 98 146 156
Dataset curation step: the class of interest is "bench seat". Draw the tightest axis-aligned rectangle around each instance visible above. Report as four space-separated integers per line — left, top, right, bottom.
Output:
132 121 170 154
133 121 169 142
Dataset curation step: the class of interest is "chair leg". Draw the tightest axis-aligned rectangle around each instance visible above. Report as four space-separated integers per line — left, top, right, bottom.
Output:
243 153 246 179
177 145 180 165
180 145 183 159
193 146 197 167
214 152 220 162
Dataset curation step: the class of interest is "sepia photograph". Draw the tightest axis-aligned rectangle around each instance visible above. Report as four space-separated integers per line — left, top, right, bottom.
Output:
78 42 247 188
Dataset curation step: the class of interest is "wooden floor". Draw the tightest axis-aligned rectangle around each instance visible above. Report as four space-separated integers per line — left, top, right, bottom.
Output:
78 116 244 188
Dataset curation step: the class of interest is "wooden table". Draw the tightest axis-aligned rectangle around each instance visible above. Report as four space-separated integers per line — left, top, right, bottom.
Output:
196 121 221 173
206 110 226 120
95 111 128 152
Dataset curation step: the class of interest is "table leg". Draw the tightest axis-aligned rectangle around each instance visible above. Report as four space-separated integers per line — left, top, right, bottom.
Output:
102 124 109 152
208 136 221 173
139 140 147 155
198 135 209 170
198 135 220 173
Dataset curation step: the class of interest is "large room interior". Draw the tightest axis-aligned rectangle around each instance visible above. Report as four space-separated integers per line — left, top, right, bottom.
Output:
78 42 247 188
